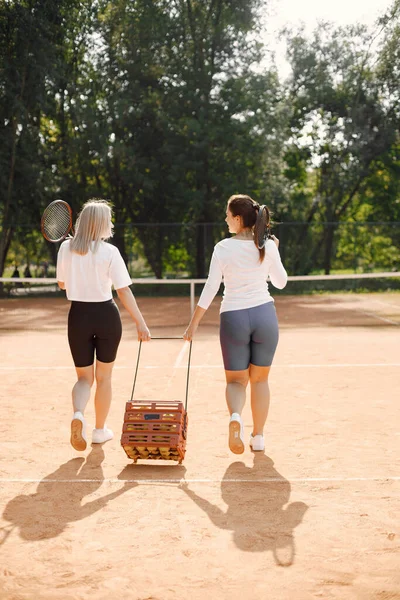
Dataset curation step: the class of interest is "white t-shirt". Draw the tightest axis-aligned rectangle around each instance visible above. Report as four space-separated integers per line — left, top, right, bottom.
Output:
197 238 287 313
56 239 132 302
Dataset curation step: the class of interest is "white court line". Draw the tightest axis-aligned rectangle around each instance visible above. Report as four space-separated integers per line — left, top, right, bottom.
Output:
370 298 400 310
1 363 400 371
0 477 399 484
357 309 399 326
139 363 400 369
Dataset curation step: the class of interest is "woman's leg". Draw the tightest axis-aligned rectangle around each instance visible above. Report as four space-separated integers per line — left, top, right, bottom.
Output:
72 365 94 414
248 303 279 447
224 369 249 415
220 309 251 415
220 309 252 453
92 300 121 432
68 301 95 417
94 359 115 429
71 365 94 451
225 369 249 454
90 300 122 440
249 365 271 436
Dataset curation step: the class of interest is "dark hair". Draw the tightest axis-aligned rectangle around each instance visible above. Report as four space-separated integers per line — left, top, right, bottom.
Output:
227 194 271 262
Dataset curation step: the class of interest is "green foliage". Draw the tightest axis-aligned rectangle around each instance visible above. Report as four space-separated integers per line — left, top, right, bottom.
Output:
282 15 400 273
1 0 400 282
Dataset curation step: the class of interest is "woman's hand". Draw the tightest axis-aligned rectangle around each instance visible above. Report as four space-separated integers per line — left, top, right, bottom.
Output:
136 319 151 342
270 234 279 248
183 323 198 342
183 306 206 341
116 287 151 340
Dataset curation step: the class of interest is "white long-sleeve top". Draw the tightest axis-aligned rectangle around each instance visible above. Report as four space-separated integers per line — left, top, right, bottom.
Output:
197 237 287 313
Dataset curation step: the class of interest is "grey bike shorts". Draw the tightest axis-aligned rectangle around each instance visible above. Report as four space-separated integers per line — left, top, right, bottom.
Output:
219 302 279 371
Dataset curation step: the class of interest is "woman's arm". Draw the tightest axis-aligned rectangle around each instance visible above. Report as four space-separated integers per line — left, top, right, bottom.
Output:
183 249 222 341
57 281 65 290
183 305 207 341
267 237 287 289
116 286 151 341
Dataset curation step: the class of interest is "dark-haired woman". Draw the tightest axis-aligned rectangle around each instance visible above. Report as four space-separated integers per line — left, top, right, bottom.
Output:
183 195 287 454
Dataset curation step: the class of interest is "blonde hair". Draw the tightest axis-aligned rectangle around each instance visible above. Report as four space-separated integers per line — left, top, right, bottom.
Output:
70 199 113 255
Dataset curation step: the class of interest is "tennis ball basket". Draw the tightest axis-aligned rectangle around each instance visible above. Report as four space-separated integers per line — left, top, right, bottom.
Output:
121 338 192 464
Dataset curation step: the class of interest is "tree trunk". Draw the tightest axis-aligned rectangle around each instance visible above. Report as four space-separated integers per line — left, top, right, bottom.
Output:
292 203 320 273
113 226 128 266
0 228 14 296
323 223 336 275
305 221 337 275
0 42 28 276
133 227 163 279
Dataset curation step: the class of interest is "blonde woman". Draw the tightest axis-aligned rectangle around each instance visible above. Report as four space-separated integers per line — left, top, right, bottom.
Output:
56 199 151 451
184 195 287 454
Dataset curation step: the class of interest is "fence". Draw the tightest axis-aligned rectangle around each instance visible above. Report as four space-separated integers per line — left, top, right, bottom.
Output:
1 272 399 314
2 221 400 279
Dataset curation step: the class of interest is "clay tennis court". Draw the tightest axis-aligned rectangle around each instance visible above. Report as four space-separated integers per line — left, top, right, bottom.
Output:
0 291 399 600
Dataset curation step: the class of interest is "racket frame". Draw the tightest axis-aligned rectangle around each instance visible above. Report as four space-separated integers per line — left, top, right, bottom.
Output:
41 199 73 243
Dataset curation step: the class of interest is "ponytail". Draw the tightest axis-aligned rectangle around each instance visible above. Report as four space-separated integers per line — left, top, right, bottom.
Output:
227 195 272 262
253 205 271 262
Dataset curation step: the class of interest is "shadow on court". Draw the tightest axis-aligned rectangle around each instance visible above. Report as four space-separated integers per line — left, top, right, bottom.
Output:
181 454 308 567
1 446 136 543
117 463 187 481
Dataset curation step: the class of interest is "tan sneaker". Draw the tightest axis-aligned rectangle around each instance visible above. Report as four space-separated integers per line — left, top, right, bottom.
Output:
250 434 265 452
92 426 114 444
70 412 87 451
229 413 244 454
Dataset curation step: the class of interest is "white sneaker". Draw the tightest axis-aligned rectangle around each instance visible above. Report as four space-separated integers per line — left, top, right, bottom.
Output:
70 412 87 451
92 426 114 444
250 434 265 452
229 413 244 454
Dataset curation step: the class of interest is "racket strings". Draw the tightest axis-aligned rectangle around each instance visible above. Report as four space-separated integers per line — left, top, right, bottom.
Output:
42 202 72 241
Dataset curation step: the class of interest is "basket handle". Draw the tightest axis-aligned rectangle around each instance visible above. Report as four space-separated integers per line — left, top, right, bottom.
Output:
130 338 193 411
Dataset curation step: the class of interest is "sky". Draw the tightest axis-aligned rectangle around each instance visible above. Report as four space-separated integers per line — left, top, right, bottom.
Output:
261 0 395 78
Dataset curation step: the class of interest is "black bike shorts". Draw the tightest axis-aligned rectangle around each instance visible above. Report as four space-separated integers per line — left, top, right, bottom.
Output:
68 299 122 367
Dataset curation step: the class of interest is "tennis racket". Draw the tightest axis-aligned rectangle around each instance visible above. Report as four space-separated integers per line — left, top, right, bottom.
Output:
41 200 73 243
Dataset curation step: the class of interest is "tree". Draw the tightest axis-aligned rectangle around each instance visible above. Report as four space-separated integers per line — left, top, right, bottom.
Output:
0 0 90 284
283 21 400 274
72 0 279 277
